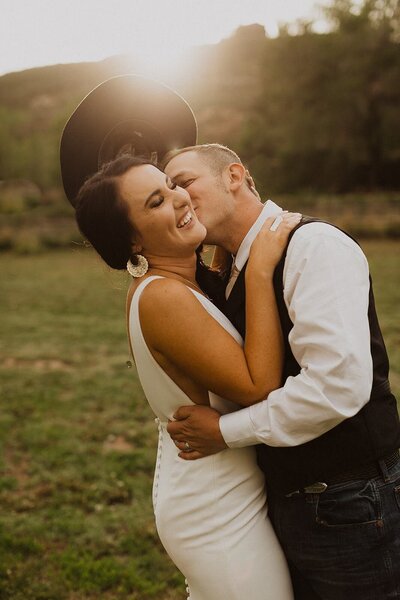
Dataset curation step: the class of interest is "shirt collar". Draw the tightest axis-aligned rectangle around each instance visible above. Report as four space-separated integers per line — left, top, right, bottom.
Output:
234 199 283 271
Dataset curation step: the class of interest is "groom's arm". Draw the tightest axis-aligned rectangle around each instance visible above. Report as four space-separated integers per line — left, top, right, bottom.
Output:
168 223 373 458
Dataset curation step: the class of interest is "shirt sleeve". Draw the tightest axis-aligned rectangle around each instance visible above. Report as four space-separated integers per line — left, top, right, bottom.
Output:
219 222 373 448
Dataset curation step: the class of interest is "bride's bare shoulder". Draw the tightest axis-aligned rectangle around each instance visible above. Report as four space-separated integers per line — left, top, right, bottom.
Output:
133 278 203 345
128 275 195 309
140 277 195 305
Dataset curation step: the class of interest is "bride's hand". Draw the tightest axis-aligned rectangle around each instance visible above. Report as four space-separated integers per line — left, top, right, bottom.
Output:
247 212 302 279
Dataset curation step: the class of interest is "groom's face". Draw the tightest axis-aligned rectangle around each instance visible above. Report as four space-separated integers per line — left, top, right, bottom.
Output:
164 150 234 244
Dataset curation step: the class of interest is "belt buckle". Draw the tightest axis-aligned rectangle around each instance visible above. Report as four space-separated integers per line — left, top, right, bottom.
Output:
285 481 328 498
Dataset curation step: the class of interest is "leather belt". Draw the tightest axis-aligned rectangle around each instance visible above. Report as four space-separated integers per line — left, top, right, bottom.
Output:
285 450 400 497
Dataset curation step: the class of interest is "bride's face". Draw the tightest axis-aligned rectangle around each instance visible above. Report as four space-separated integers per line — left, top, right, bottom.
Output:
118 164 207 258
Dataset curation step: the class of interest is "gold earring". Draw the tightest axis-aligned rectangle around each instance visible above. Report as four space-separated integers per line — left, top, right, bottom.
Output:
127 255 148 278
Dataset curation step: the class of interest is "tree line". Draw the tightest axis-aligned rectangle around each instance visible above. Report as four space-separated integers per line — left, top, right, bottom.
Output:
0 0 399 195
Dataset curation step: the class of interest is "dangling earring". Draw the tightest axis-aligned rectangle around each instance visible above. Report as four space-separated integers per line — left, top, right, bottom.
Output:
127 255 149 278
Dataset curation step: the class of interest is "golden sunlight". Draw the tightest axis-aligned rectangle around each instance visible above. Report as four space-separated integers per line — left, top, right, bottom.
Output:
0 0 322 76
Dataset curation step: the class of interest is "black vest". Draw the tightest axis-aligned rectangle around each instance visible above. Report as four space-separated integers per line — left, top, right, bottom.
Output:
222 217 400 495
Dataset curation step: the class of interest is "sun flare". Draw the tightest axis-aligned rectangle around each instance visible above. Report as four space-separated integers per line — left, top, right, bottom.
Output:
0 0 323 76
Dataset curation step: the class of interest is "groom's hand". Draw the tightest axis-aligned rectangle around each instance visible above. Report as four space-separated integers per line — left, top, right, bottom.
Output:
167 405 227 460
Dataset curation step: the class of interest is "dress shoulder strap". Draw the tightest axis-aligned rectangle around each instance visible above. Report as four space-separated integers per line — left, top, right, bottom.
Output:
131 275 165 300
126 276 164 365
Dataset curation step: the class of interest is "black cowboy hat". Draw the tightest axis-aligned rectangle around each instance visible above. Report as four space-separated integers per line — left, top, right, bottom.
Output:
60 74 197 206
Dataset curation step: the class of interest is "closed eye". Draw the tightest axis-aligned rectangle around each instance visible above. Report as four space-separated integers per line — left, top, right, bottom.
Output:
150 177 177 207
149 196 164 208
180 179 195 188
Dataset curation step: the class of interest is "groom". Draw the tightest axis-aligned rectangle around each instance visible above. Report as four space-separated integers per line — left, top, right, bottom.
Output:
164 143 400 599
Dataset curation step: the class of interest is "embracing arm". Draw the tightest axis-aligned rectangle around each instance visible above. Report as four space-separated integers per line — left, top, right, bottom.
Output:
170 223 373 460
140 276 277 406
220 223 373 447
141 215 300 407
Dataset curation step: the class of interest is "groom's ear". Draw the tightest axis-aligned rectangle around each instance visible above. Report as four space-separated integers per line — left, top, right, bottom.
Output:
226 163 246 192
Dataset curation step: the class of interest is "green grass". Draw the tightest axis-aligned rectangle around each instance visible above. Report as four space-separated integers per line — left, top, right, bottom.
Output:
362 241 400 395
0 249 183 599
0 242 399 599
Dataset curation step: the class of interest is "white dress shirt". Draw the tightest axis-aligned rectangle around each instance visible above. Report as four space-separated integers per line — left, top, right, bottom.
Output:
219 203 373 447
225 200 283 298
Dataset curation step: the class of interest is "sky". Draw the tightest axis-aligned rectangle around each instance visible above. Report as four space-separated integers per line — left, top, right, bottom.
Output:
0 0 333 77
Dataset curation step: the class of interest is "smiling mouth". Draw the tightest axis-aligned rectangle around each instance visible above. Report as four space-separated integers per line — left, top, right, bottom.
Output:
177 211 193 228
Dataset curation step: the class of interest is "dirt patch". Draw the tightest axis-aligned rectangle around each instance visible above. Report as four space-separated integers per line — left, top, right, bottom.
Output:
1 357 73 371
102 434 135 454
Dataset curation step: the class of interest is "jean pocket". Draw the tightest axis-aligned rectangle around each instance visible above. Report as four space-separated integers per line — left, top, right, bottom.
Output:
315 479 381 528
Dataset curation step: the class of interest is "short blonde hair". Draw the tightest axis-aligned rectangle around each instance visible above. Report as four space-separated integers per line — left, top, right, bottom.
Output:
161 143 242 175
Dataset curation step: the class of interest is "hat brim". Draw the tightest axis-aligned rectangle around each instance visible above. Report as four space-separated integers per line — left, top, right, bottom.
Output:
60 75 197 206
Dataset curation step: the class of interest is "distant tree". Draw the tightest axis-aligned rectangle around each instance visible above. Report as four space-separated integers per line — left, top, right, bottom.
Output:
238 0 400 193
323 0 399 39
0 10 399 195
322 0 400 186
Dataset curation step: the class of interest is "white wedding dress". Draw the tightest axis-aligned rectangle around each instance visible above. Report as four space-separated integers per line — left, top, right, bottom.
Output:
129 276 293 600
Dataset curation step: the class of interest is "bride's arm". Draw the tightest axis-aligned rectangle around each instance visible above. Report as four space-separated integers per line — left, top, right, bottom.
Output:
242 223 285 402
140 213 300 406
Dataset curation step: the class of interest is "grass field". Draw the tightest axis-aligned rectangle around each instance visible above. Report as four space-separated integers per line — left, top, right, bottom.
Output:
0 241 399 599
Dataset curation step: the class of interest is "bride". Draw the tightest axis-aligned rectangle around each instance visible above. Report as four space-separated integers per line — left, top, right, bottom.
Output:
75 153 299 600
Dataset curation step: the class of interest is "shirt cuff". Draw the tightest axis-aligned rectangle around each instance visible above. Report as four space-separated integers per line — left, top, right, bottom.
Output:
219 408 259 448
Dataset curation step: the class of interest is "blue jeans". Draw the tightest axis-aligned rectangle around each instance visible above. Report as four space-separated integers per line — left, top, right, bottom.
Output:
267 456 400 599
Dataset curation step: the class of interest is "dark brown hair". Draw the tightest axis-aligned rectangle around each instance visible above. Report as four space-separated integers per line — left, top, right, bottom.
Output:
74 154 226 303
75 155 152 270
